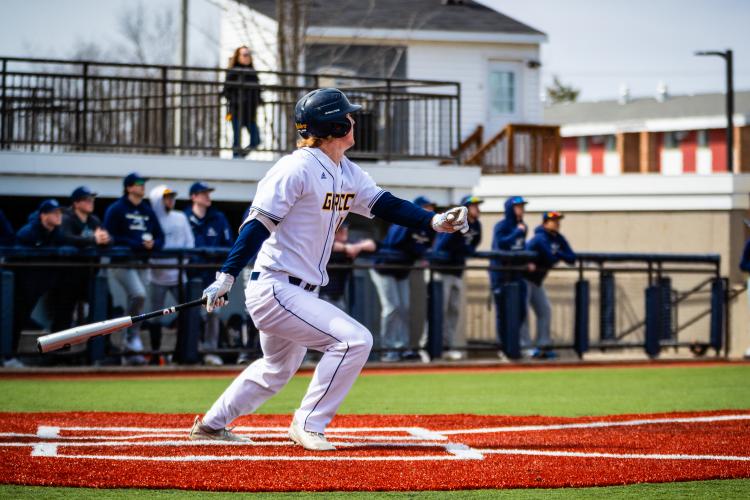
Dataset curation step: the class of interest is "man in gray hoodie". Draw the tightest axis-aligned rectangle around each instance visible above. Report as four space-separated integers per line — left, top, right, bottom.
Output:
147 185 195 364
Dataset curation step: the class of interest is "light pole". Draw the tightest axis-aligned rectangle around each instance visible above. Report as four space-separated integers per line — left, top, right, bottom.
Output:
695 49 734 172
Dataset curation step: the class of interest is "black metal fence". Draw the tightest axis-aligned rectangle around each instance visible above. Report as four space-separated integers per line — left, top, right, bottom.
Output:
0 57 460 161
0 246 728 366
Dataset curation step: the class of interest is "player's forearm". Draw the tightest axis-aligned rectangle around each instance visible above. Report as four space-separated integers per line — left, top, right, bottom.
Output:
371 192 433 232
219 219 271 277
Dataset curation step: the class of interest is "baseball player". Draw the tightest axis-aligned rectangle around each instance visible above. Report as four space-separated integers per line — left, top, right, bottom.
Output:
190 88 468 450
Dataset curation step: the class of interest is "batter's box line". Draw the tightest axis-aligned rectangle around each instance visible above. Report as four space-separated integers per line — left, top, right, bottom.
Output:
13 424 484 462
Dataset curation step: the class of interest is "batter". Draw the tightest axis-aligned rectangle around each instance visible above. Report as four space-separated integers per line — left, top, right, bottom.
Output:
190 88 467 451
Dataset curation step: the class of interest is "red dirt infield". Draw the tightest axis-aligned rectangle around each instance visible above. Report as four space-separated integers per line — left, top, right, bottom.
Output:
0 410 749 492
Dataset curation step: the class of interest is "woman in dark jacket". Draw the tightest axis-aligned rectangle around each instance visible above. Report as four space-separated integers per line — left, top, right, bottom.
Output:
224 46 262 158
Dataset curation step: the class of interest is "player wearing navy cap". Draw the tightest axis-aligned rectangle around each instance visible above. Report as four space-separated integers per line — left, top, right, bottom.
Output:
185 181 234 366
103 172 164 365
430 194 483 360
370 195 436 362
7 200 65 367
190 88 468 450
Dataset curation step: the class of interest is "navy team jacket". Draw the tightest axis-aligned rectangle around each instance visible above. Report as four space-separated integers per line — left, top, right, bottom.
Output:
430 219 481 277
490 198 528 289
185 207 234 248
103 196 164 253
375 224 435 280
525 225 576 286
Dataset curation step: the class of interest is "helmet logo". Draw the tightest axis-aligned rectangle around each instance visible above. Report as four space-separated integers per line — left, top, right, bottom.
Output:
323 108 341 115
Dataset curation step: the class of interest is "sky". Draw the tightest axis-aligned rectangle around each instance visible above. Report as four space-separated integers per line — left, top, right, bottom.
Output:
0 0 748 101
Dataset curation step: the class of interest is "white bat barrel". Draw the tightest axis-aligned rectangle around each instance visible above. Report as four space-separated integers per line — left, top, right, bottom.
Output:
36 317 133 354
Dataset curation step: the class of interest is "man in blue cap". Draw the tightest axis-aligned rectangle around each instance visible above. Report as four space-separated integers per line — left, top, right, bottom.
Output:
48 187 112 335
104 172 164 365
5 200 65 367
16 199 64 247
490 196 533 357
370 195 436 361
522 211 576 359
60 186 111 248
185 181 234 365
430 194 483 360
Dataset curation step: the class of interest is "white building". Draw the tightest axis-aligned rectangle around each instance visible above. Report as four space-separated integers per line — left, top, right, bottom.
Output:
219 0 547 141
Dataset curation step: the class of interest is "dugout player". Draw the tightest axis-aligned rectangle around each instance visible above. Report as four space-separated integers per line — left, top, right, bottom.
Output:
370 195 436 362
521 211 576 359
49 186 112 334
190 88 468 450
490 196 533 354
185 181 234 366
6 200 65 367
104 173 164 365
320 222 376 312
430 195 482 360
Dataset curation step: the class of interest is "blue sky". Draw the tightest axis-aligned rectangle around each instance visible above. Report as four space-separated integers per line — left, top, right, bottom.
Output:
0 0 747 101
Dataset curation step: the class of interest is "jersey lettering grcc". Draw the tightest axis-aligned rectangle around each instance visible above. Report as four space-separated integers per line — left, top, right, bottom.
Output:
322 192 356 211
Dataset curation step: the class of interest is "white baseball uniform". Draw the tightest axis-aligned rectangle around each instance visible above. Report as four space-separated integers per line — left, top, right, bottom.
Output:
202 147 385 433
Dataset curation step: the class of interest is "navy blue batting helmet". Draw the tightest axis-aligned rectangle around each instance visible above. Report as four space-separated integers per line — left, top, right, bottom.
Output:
294 88 361 139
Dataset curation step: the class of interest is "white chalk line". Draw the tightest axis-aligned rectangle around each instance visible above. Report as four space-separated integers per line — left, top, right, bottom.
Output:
50 453 472 462
0 440 449 449
437 414 750 435
55 426 417 433
478 448 750 462
0 432 441 442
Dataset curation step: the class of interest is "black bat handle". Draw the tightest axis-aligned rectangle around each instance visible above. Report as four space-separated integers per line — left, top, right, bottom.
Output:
131 295 225 324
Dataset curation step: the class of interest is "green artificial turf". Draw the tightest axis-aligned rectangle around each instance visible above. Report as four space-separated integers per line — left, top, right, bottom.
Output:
0 365 748 416
1 479 749 499
1 364 748 498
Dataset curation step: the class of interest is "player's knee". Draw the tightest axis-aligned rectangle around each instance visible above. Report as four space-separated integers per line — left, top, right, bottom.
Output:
343 326 372 354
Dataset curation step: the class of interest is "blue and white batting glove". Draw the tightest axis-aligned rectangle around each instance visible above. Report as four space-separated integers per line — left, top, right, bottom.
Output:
432 206 469 233
203 272 234 313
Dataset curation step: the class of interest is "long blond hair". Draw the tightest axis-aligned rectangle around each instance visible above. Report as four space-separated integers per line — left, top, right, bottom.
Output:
296 136 329 148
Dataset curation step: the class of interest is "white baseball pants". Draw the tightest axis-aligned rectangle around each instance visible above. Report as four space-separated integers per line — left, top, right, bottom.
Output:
202 271 373 433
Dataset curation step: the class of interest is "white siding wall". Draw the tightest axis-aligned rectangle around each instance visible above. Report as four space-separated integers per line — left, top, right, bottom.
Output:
406 42 542 142
603 152 620 176
661 150 683 176
576 154 592 176
697 148 713 175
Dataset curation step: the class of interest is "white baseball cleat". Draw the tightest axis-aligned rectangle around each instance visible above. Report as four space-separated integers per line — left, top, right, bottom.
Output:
189 415 251 442
288 418 335 451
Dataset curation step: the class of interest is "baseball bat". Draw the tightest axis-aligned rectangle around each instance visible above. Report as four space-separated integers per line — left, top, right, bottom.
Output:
37 296 211 354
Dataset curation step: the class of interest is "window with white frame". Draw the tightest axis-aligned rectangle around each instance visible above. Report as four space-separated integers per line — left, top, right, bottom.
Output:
489 70 516 114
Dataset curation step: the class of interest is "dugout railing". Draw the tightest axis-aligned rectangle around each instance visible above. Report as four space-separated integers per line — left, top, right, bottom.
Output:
0 247 728 366
0 56 461 162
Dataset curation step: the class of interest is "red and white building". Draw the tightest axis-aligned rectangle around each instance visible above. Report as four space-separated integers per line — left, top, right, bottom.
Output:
544 90 750 175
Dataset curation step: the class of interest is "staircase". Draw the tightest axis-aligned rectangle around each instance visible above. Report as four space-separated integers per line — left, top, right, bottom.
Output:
452 124 561 174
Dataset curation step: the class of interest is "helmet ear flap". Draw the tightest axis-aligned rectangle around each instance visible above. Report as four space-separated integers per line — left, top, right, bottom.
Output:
329 119 351 138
